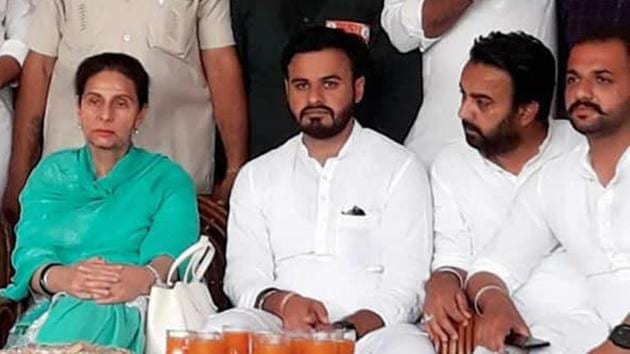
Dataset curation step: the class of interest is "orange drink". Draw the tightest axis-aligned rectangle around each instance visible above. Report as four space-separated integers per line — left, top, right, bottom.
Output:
288 331 311 354
337 340 354 354
167 330 192 354
335 328 356 354
224 326 251 354
188 332 225 354
253 332 291 354
302 331 337 354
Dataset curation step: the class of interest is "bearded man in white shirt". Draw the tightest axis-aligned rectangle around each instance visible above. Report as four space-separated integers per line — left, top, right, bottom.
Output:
423 31 607 354
465 28 630 354
381 0 556 169
203 26 435 353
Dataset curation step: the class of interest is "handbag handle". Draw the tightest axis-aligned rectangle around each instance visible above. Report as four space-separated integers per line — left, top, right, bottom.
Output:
165 235 215 287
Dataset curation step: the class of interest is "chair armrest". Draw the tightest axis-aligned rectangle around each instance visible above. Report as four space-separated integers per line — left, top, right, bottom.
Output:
0 297 18 347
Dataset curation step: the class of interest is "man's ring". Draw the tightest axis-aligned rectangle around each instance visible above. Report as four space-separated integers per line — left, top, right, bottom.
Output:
423 313 434 323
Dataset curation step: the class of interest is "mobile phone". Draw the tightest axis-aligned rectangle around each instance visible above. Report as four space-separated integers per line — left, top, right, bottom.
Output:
505 332 551 349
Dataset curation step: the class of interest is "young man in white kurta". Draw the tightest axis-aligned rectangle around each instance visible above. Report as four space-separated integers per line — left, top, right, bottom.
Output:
425 32 606 354
466 32 630 354
381 0 556 168
204 27 435 354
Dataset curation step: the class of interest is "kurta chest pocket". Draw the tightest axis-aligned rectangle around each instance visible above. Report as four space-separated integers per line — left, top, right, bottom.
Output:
336 213 381 269
147 0 197 58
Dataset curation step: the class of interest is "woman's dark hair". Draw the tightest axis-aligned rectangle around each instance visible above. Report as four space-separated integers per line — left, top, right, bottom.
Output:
75 52 150 107
281 26 369 80
469 31 556 125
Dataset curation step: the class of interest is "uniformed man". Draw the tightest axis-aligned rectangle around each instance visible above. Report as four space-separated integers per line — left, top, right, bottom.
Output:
2 0 248 223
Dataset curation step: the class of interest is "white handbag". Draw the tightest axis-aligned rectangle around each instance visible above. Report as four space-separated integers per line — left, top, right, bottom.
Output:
145 235 219 354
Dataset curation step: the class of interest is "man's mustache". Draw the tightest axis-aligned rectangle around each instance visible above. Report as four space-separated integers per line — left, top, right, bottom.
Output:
567 100 605 116
462 121 482 135
300 105 334 120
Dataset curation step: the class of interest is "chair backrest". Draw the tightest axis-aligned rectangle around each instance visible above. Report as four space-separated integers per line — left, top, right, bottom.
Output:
0 216 19 347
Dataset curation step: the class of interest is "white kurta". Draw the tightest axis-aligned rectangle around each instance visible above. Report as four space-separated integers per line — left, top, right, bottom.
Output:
0 0 30 202
470 141 630 336
431 121 607 353
381 0 556 168
224 122 432 324
210 122 436 353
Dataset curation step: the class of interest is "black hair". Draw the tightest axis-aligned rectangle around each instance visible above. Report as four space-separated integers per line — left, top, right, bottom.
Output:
75 52 150 107
281 26 369 80
570 25 630 57
469 31 556 125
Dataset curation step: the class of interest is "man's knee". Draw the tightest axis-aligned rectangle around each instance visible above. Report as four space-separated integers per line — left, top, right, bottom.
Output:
202 308 282 332
357 324 435 354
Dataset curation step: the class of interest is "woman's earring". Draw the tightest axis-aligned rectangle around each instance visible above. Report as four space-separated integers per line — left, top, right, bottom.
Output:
133 128 140 135
77 122 82 129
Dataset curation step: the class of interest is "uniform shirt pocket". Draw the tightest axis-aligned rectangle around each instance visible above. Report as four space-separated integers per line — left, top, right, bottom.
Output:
147 0 197 58
61 0 106 55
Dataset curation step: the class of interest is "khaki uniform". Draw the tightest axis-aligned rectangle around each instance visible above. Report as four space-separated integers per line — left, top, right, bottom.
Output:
28 0 235 192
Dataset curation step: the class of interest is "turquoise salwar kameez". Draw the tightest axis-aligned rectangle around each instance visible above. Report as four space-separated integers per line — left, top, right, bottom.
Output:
0 146 199 353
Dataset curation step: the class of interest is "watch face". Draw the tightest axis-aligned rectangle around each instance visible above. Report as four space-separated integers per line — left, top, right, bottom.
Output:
611 325 630 349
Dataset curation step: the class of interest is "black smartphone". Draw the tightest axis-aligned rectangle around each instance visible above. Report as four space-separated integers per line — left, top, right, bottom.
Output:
505 332 551 349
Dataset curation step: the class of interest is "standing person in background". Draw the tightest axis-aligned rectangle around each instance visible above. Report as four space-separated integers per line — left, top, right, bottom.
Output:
231 0 422 158
0 0 31 205
2 0 248 225
382 0 556 168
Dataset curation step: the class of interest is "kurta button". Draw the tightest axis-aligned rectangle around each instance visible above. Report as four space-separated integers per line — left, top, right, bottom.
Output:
122 33 132 42
302 17 311 23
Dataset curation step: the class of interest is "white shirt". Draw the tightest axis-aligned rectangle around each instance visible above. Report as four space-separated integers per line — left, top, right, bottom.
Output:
470 140 630 327
431 120 594 322
381 0 556 168
224 122 433 325
0 0 32 200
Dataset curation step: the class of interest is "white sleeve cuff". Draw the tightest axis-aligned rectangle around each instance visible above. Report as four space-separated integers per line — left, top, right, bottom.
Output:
431 255 471 273
400 0 440 51
0 39 28 66
467 258 524 295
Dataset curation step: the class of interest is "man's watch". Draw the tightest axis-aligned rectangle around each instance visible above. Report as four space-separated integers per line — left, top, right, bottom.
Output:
333 320 358 334
609 324 630 349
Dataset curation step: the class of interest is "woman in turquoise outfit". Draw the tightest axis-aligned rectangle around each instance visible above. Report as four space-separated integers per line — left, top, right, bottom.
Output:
0 53 199 352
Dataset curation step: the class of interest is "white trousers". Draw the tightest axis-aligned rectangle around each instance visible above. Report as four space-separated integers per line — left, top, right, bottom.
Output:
473 310 608 354
203 308 436 354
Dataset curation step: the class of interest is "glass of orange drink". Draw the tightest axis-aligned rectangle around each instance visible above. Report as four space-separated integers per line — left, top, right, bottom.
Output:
335 329 356 354
252 332 291 354
188 331 225 354
223 326 251 354
302 331 338 354
167 330 193 354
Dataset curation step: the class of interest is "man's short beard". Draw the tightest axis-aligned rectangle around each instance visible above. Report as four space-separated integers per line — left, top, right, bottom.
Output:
298 102 354 139
463 113 521 158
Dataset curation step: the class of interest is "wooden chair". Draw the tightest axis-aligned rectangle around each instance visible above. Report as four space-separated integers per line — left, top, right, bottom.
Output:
0 195 232 347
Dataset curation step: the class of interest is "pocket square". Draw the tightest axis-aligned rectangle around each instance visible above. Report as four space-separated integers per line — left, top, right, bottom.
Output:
341 205 366 216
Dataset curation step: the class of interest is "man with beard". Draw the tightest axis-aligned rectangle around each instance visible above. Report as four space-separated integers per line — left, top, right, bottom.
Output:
424 31 607 353
465 28 630 354
202 27 435 353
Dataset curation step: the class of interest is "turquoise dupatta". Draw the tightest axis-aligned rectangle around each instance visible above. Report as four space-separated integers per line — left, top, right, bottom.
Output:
0 146 199 352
